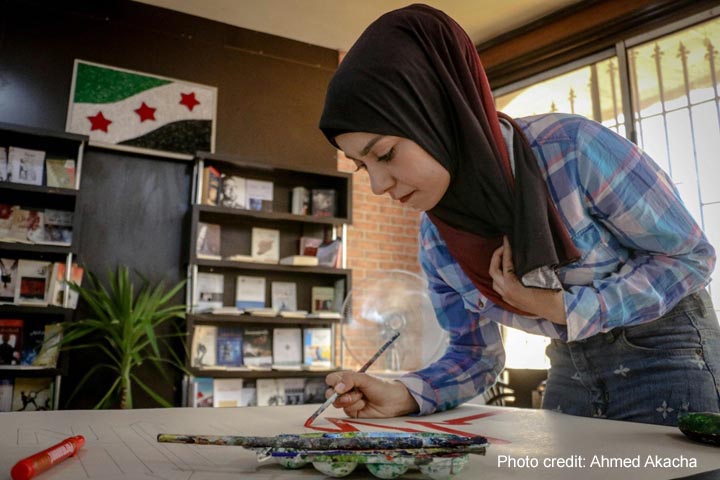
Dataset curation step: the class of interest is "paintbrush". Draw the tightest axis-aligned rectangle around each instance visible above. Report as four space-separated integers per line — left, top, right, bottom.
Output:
304 331 401 427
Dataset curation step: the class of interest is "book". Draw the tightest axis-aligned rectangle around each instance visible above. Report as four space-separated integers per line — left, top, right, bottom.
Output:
45 157 76 189
278 310 308 319
242 328 272 369
20 319 45 365
283 378 307 405
272 327 302 369
235 275 265 309
0 258 18 303
306 311 342 320
191 325 217 367
196 222 221 260
251 227 280 263
47 262 84 309
220 175 246 209
246 307 277 317
195 272 224 312
241 384 257 407
311 188 337 217
212 378 244 408
303 327 333 369
201 165 221 206
224 254 257 263
303 378 327 404
8 146 45 186
333 278 346 313
0 319 23 365
11 377 53 411
291 186 310 215
192 377 214 407
32 323 63 368
256 378 286 406
0 206 42 244
317 238 342 268
0 379 13 412
216 326 244 367
271 281 297 312
210 306 244 315
311 286 336 313
245 179 273 212
38 209 73 246
0 147 6 181
279 255 318 266
14 259 50 306
299 236 323 256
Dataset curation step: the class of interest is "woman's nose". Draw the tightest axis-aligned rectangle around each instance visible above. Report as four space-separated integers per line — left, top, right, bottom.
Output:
368 165 394 196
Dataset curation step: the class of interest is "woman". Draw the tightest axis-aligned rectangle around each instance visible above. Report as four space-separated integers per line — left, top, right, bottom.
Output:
318 4 719 426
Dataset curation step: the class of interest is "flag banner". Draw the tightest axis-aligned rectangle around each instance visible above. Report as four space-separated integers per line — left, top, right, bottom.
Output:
66 60 217 159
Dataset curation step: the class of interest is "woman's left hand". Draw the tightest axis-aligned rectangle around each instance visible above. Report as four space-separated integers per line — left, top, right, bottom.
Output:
489 236 567 325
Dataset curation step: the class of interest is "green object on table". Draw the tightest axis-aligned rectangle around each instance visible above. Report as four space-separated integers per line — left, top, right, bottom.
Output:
678 412 720 446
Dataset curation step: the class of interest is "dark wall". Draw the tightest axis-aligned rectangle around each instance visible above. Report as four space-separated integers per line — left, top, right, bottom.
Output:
0 0 338 408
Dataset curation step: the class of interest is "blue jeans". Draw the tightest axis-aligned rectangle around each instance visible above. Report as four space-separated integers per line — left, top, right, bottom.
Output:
542 289 720 425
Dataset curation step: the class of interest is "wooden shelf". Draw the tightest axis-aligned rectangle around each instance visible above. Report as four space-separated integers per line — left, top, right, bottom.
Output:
0 241 74 255
195 204 349 225
188 368 339 379
195 258 350 275
188 313 341 325
0 304 73 316
0 182 78 197
0 366 62 377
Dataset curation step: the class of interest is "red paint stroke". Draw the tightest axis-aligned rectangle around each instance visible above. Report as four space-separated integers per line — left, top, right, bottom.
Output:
304 417 360 433
406 411 509 444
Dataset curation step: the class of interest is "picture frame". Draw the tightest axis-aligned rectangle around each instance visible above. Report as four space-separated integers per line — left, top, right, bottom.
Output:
66 60 217 160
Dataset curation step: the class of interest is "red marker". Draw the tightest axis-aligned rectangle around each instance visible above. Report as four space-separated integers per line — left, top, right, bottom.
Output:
11 435 85 480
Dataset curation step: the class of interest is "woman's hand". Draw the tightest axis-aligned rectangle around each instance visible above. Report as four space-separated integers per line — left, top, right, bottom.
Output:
324 371 419 418
489 236 567 325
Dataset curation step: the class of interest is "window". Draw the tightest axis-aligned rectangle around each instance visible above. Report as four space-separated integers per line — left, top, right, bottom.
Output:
492 10 720 369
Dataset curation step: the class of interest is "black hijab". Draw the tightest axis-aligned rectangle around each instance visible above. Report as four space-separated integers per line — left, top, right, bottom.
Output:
320 4 578 307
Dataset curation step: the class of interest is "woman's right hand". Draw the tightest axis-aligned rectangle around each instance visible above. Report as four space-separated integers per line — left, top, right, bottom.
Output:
324 371 420 418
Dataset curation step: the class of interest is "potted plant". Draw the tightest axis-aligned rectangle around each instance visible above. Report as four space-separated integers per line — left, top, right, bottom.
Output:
61 265 187 409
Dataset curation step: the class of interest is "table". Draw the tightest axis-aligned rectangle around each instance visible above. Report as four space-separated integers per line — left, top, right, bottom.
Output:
1 403 717 479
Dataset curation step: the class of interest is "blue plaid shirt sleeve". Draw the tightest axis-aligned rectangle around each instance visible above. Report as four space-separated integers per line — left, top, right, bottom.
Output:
396 219 506 415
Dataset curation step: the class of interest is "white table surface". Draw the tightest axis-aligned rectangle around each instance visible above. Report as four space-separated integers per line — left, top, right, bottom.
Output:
0 403 717 479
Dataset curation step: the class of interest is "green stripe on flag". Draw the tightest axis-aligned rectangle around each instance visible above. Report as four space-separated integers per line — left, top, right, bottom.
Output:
74 63 172 103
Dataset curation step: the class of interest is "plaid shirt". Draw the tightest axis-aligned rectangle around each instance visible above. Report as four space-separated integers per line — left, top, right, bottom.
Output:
398 113 715 414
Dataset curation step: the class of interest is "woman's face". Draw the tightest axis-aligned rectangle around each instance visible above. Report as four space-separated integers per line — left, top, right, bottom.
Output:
335 132 450 211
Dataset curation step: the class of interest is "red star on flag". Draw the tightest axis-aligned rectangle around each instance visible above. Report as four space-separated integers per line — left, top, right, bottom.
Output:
179 92 200 111
134 102 156 122
87 111 112 132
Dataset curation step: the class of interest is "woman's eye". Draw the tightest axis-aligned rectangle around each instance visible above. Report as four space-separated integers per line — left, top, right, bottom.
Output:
377 147 395 162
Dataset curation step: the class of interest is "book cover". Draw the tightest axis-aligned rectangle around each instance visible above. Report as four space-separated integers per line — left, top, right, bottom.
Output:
0 258 18 303
0 379 13 412
311 286 336 313
195 272 224 312
191 325 217 367
241 385 257 407
196 222 221 259
45 158 76 189
2 207 42 244
316 238 342 268
39 209 73 246
291 186 310 215
235 275 265 309
20 318 45 365
212 378 244 408
47 262 84 309
201 165 221 206
33 323 63 368
311 188 337 217
250 227 280 263
8 146 45 186
192 377 214 408
242 327 272 369
299 236 323 256
279 255 318 266
245 179 274 212
272 327 302 368
0 204 12 240
303 327 333 369
271 281 297 312
283 378 307 405
256 378 286 406
303 378 327 404
216 326 244 367
0 319 22 365
11 377 53 411
14 259 50 306
220 175 246 209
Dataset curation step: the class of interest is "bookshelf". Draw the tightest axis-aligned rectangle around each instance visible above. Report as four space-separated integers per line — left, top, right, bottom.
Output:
0 121 87 411
184 151 352 408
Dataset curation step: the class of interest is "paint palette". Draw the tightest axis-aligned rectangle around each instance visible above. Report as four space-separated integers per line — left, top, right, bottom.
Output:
157 431 489 479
